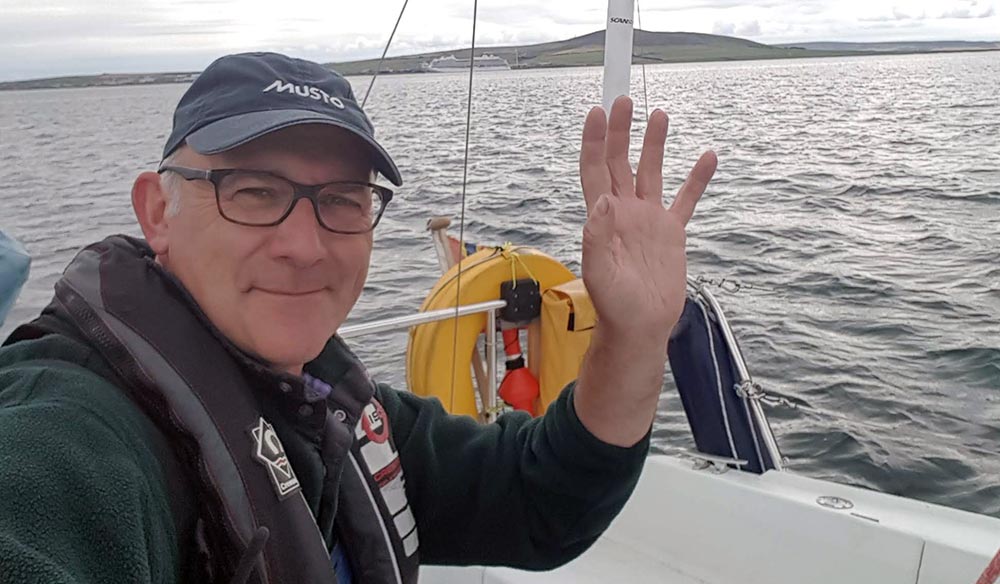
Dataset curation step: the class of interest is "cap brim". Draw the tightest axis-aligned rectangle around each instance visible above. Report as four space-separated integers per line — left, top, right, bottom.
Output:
185 109 402 186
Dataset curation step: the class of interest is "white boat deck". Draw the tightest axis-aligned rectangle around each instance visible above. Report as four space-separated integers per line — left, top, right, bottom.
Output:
424 455 1000 583
427 535 704 583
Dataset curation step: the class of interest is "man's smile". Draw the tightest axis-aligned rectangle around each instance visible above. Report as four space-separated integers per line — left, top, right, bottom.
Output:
252 287 327 297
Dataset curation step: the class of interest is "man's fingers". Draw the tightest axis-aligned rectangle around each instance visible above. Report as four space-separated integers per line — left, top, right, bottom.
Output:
670 151 718 226
605 96 635 198
580 106 612 213
636 109 668 203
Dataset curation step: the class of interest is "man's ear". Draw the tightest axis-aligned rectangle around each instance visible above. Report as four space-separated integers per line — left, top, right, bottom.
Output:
132 171 171 255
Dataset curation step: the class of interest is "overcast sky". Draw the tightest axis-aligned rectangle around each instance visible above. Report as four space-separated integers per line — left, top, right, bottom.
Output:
1 0 997 81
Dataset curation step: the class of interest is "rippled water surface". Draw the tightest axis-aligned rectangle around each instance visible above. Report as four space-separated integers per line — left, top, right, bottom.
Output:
1 52 998 517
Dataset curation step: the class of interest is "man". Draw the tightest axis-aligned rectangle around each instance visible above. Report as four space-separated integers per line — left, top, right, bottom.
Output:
0 52 716 583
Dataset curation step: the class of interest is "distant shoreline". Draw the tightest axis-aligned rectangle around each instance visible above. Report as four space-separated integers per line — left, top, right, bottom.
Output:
3 31 997 92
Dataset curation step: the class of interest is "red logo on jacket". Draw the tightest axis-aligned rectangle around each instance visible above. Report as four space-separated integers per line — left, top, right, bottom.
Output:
362 399 390 444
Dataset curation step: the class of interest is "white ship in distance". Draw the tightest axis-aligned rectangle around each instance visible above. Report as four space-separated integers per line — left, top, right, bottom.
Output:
423 54 511 72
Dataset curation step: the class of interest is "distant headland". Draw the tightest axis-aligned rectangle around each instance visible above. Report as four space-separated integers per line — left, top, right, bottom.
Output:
2 30 997 91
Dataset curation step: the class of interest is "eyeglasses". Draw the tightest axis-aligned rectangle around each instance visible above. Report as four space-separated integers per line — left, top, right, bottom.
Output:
157 166 393 234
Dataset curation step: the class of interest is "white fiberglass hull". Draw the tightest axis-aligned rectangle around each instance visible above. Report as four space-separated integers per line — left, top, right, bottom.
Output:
424 455 1000 583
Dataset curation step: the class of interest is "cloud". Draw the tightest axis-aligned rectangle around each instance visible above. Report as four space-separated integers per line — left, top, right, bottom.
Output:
738 20 763 36
644 0 830 14
712 21 736 35
469 3 604 27
859 7 927 22
860 1 995 22
2 0 999 81
646 0 785 11
940 4 996 18
712 19 761 37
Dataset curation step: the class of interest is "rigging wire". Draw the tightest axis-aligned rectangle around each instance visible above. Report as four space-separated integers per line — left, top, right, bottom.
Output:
636 0 650 120
450 0 480 412
358 0 482 413
362 0 411 108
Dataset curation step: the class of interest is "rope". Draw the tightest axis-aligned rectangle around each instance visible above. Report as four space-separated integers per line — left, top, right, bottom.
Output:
736 380 798 410
694 275 776 294
361 0 410 108
450 0 479 412
498 242 540 287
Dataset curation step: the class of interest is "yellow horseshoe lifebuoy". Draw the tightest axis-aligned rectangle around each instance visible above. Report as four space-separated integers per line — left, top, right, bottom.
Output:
405 246 576 418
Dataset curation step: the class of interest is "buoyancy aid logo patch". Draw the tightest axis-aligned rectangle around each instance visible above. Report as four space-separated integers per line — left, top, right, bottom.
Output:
361 400 390 444
250 417 301 499
355 402 400 487
353 399 418 557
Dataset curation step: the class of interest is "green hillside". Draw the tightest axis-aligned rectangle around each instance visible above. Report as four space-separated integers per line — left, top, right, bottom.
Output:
327 30 858 74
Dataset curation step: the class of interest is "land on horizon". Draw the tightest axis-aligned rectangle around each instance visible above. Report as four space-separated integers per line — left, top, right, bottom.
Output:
2 30 997 91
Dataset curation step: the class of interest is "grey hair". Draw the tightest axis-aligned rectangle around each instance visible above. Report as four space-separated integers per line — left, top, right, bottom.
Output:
159 150 184 217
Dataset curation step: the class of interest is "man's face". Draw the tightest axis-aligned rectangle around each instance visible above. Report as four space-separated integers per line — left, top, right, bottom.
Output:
156 124 376 374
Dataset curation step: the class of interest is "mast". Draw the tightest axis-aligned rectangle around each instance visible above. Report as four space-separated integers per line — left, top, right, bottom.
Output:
602 0 635 112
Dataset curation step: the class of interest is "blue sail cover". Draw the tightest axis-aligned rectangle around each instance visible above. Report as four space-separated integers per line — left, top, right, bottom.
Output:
667 298 775 474
0 231 30 327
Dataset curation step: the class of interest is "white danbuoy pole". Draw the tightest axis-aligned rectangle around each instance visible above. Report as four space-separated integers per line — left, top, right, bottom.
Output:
602 0 635 113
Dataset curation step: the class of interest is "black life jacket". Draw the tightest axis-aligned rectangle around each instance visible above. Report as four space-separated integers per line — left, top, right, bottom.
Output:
10 236 420 583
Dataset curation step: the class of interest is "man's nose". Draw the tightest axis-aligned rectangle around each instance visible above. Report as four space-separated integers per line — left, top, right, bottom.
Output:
271 199 327 267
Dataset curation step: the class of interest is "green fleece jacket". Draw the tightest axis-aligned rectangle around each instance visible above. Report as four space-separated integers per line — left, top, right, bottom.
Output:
0 323 649 582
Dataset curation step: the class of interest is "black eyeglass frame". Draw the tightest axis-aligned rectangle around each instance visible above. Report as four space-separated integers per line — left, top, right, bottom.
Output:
157 165 394 234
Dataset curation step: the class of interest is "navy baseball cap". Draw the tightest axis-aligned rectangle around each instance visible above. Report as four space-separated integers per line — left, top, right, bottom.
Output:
163 52 402 186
